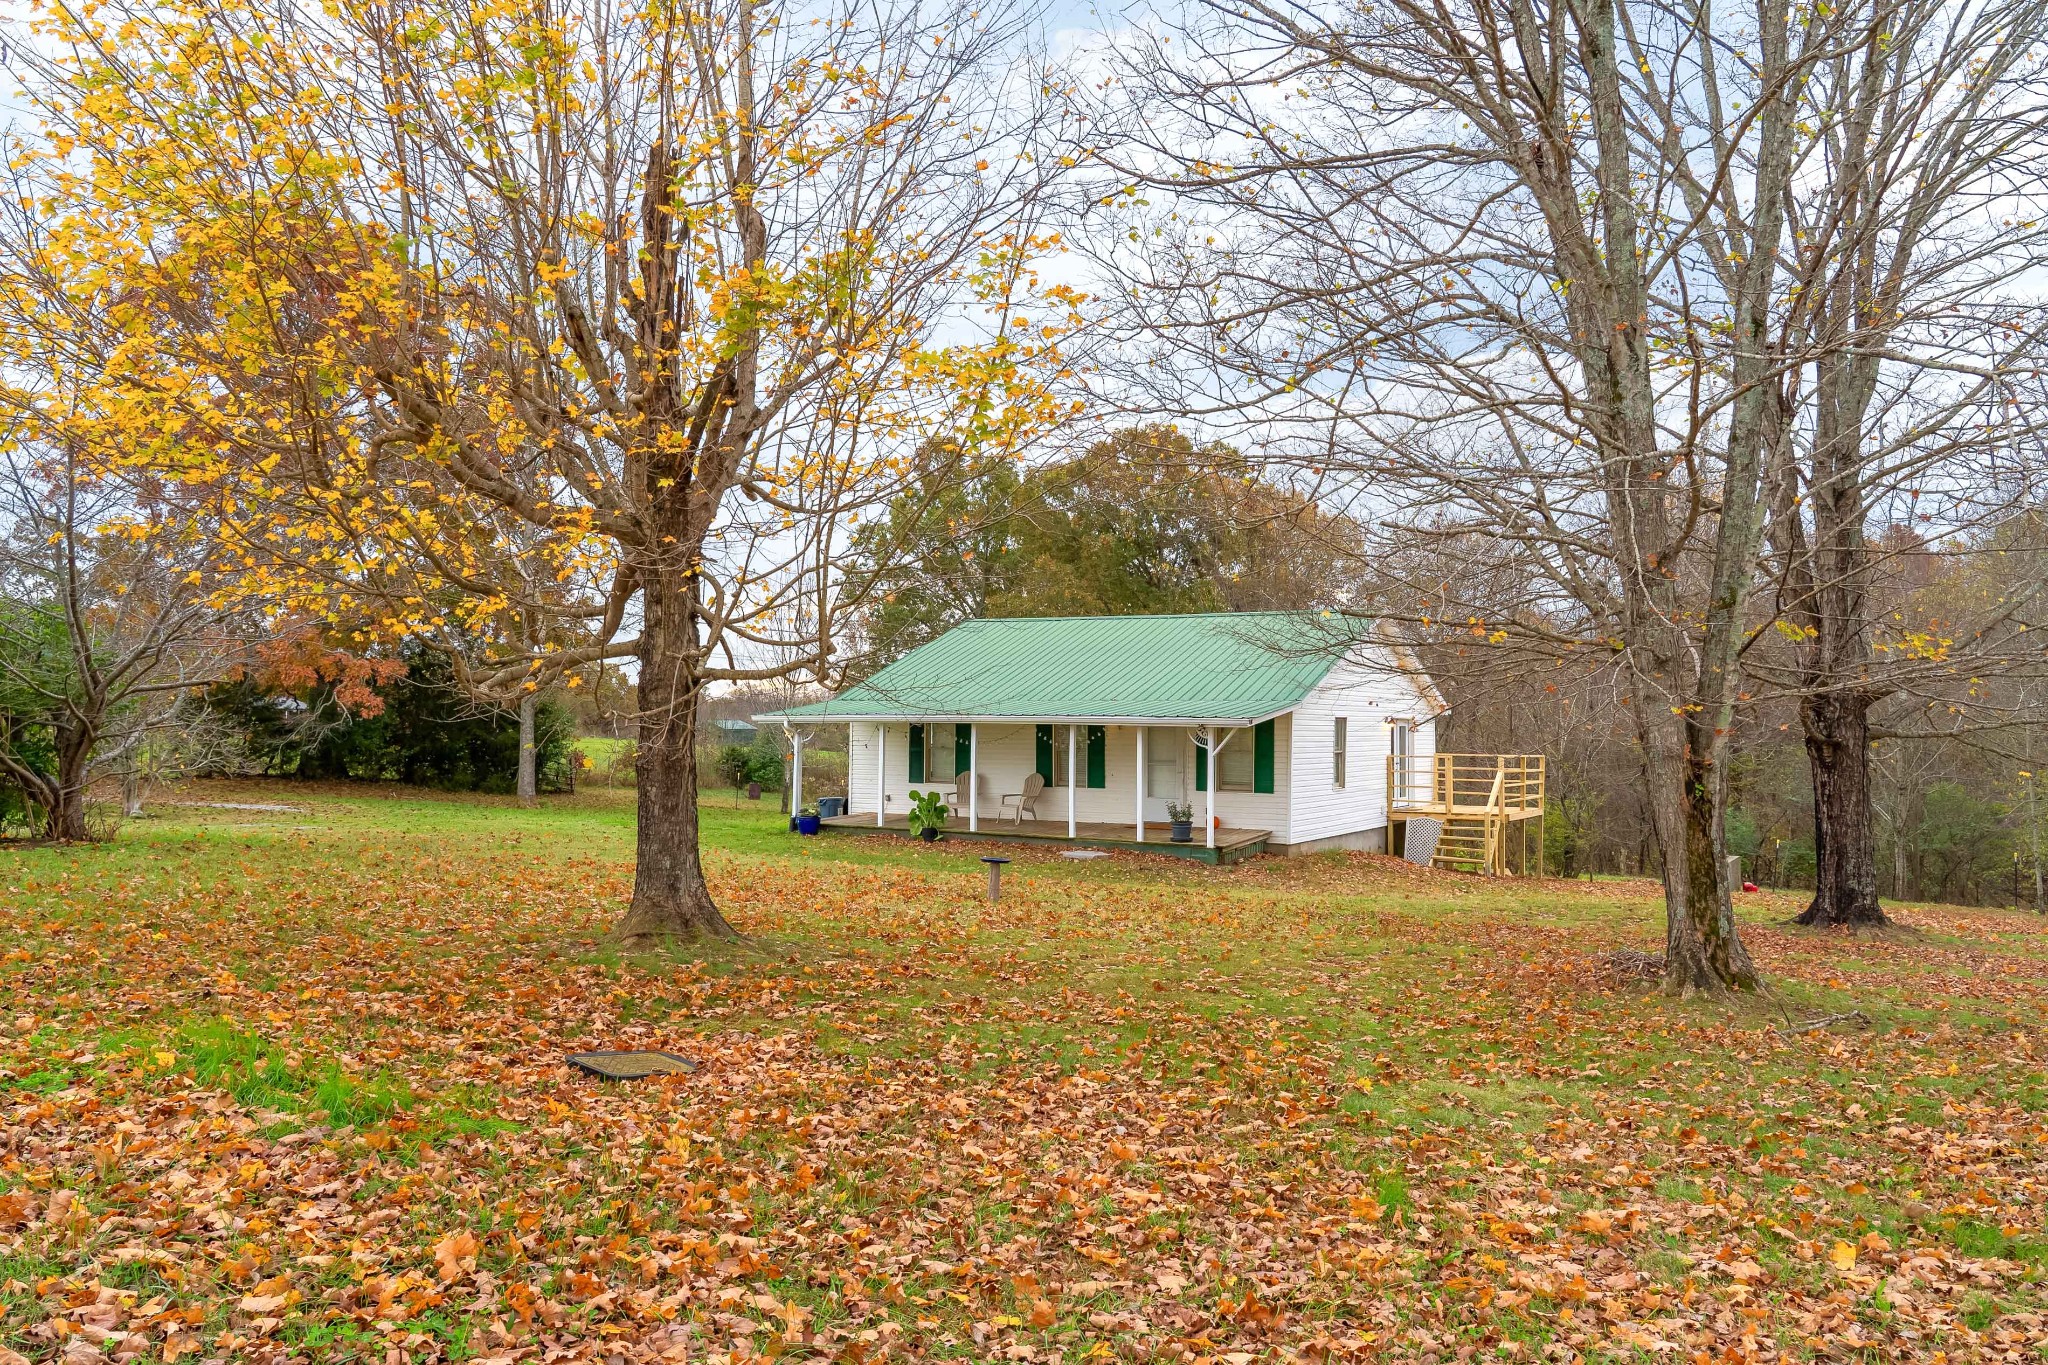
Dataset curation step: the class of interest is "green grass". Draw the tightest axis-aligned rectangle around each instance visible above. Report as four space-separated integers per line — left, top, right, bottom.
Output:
0 777 2044 1362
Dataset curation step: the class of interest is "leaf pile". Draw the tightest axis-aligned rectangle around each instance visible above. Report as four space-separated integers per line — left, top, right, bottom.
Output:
0 784 2043 1363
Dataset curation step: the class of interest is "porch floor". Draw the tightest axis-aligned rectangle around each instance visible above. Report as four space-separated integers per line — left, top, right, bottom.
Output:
819 813 1271 864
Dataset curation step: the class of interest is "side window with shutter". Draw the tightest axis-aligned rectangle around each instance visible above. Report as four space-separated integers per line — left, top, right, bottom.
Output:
1086 726 1106 789
1252 719 1275 794
1035 724 1054 783
908 724 925 783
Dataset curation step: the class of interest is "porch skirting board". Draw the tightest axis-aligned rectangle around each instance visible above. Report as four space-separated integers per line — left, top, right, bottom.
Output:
1265 826 1389 858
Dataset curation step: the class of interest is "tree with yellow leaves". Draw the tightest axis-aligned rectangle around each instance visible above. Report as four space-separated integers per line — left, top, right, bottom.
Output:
13 0 1082 937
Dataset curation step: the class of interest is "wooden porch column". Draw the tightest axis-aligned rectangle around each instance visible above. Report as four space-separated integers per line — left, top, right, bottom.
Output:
1134 726 1145 843
968 723 979 833
1067 724 1077 838
876 723 886 827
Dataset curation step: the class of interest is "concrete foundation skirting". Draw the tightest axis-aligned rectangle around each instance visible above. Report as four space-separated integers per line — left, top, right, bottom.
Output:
1265 826 1389 858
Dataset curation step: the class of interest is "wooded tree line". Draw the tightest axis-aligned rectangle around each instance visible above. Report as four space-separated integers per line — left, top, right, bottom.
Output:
3 0 2046 993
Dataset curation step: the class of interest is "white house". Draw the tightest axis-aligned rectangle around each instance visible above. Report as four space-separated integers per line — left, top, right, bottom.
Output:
757 612 1528 865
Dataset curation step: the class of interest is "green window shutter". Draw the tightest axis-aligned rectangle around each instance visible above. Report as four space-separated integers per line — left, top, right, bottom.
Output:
1195 738 1207 792
954 723 972 777
1035 724 1054 782
908 724 925 783
1253 719 1275 793
1086 726 1106 789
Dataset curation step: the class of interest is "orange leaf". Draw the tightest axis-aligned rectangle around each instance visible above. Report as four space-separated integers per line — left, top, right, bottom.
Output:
434 1229 481 1283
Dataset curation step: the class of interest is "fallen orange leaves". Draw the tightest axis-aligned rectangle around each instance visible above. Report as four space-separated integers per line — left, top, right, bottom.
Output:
0 785 2043 1363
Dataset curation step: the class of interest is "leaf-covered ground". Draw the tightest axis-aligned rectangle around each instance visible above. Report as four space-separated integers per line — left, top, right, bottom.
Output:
2 783 2044 1364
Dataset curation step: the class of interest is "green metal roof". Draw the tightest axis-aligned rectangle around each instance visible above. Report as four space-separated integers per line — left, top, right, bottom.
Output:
760 612 1369 725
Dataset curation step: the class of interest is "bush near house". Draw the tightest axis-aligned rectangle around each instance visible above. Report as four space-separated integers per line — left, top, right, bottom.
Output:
202 644 576 793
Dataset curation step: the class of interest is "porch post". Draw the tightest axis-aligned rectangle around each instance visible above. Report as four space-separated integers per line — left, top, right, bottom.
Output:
876 723 887 827
1203 728 1215 849
1204 728 1236 851
968 723 979 833
1134 726 1145 843
1067 723 1077 838
790 730 803 821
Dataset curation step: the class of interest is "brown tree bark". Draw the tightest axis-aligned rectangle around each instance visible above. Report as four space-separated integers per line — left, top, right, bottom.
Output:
516 692 537 808
1796 692 1887 927
611 571 738 945
1633 683 1763 994
44 789 89 841
39 723 95 841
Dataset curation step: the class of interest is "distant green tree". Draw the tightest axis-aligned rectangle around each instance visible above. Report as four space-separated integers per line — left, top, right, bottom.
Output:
713 741 783 792
1542 794 1597 878
1914 782 2014 904
0 604 69 823
843 426 1362 675
1725 808 1761 875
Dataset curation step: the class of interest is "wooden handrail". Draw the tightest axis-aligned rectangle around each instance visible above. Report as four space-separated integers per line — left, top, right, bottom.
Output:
1387 753 1546 813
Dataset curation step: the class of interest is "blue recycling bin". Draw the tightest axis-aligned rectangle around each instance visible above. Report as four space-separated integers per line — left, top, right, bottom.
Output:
816 796 846 819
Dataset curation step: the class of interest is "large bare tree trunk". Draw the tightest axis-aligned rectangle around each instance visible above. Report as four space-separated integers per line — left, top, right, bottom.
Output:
41 724 94 841
1798 692 1886 927
1635 680 1763 994
613 570 737 944
45 790 89 841
517 692 538 807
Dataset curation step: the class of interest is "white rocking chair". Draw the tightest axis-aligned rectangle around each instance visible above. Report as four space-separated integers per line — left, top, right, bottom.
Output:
1000 771 1046 824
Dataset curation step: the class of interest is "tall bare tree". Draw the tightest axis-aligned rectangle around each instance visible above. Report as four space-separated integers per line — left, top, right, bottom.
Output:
1748 0 2048 928
1092 0 2048 988
0 438 258 839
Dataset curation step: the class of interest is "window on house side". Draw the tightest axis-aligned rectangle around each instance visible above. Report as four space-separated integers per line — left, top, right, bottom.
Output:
1333 717 1347 788
1219 737 1254 791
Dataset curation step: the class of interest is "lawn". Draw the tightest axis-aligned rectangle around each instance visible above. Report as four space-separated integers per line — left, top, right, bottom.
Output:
1 781 2043 1364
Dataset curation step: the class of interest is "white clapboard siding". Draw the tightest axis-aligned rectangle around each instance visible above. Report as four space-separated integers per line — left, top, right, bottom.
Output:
1286 645 1436 846
846 720 881 815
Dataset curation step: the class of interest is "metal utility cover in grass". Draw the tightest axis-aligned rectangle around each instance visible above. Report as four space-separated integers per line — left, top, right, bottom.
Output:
565 1050 698 1080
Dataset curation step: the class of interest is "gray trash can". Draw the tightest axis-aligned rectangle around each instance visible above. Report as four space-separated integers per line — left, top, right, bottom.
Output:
816 796 846 819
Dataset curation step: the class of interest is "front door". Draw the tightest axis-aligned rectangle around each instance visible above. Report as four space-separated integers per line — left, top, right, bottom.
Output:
1390 720 1416 803
1144 727 1183 821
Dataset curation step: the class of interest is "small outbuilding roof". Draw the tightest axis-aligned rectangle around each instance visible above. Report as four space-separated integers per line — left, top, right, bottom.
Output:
758 611 1419 727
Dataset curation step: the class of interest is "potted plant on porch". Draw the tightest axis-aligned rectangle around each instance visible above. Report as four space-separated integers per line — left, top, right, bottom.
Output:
794 803 821 836
908 789 949 842
1166 800 1195 843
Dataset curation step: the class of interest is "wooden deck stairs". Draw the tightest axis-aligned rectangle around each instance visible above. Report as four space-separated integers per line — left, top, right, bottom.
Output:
1388 754 1545 876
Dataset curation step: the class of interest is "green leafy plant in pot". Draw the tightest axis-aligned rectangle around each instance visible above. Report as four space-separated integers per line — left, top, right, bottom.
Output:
908 789 949 842
1166 800 1195 843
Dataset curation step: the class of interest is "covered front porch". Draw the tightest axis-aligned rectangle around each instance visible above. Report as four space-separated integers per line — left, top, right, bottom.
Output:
798 715 1286 855
820 811 1272 865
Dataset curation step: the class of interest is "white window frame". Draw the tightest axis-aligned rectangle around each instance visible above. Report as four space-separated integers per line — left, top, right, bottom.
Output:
1333 716 1348 789
1217 737 1254 792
